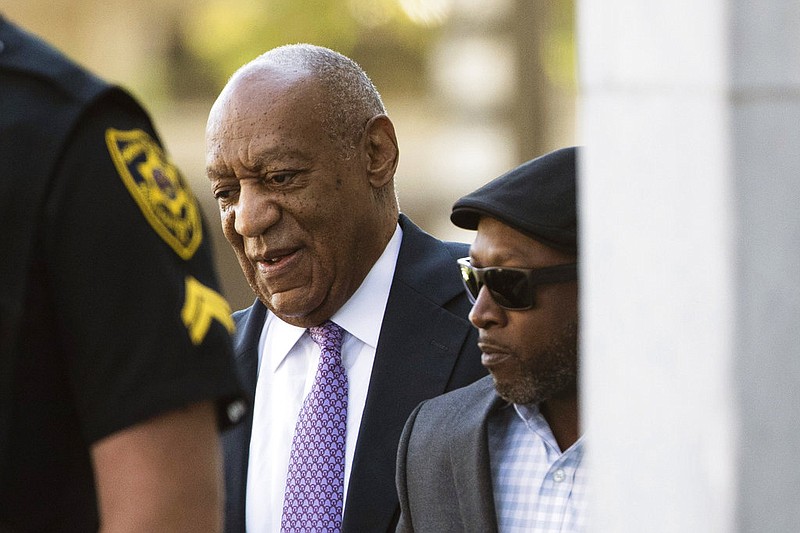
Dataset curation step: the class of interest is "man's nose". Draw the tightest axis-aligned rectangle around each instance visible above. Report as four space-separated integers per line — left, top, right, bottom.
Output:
234 184 280 237
469 286 506 330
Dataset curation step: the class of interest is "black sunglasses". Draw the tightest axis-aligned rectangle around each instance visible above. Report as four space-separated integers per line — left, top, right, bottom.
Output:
457 257 578 310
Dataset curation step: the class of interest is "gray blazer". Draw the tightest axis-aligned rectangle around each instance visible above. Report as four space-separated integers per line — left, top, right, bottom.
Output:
222 214 487 533
396 375 503 533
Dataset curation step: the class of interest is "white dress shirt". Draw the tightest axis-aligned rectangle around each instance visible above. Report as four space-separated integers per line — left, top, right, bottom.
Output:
245 224 403 533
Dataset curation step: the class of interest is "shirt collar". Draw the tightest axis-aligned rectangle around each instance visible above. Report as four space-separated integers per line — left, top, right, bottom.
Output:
261 315 305 374
513 402 586 454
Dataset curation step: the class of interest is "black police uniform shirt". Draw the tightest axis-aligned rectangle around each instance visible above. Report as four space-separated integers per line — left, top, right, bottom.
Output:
0 18 244 532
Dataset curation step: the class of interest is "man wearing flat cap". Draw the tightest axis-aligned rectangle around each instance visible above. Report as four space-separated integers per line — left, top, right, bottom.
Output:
395 147 585 533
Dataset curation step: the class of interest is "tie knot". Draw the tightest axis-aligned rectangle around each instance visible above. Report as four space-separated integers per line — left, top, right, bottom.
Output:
307 320 344 353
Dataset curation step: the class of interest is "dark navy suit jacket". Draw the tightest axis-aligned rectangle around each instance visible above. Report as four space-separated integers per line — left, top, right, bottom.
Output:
221 214 486 532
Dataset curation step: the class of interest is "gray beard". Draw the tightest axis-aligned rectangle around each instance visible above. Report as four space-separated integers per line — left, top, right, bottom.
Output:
493 320 579 405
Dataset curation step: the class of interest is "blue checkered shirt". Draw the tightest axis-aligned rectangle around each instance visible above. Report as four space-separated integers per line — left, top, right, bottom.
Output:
488 403 587 532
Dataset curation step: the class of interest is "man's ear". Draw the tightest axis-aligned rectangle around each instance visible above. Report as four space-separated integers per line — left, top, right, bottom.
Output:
363 115 399 188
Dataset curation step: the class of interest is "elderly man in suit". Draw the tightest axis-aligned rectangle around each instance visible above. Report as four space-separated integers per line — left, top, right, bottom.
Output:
395 147 585 532
205 44 485 533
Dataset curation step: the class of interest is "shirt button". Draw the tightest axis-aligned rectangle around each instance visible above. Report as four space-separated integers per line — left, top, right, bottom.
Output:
553 468 566 482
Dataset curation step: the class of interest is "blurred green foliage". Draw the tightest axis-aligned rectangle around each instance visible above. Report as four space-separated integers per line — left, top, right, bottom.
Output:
175 0 444 96
542 0 576 90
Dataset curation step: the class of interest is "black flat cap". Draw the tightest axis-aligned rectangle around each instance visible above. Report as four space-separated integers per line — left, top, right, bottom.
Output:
451 146 578 254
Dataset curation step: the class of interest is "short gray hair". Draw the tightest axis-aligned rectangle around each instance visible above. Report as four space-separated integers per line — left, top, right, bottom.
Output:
249 44 386 158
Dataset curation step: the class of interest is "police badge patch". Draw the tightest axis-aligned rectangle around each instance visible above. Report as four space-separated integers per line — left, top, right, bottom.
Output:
105 128 202 260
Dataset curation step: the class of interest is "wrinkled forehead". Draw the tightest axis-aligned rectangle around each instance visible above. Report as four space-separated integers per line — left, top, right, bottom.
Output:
204 70 332 173
206 72 326 154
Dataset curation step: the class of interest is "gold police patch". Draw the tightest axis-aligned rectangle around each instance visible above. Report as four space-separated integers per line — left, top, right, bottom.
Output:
105 128 202 260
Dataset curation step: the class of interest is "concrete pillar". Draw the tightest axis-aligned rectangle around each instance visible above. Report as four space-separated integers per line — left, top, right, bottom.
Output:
579 1 800 531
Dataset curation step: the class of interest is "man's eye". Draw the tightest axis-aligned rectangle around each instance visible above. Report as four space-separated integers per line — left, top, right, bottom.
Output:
214 188 236 200
270 172 297 185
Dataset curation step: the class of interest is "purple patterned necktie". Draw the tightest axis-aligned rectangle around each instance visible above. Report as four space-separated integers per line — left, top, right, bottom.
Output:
281 320 347 532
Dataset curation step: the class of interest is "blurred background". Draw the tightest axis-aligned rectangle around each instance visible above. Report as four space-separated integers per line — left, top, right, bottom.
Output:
4 0 576 310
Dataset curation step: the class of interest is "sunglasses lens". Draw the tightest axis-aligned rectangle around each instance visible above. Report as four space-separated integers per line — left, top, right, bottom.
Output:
459 258 576 311
484 269 531 310
459 263 481 303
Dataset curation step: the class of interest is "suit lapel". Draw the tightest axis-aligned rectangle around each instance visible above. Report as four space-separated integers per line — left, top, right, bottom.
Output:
342 216 477 532
451 377 503 532
222 300 264 533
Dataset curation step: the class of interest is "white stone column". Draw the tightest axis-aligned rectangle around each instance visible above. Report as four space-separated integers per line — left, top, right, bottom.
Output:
578 1 800 531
